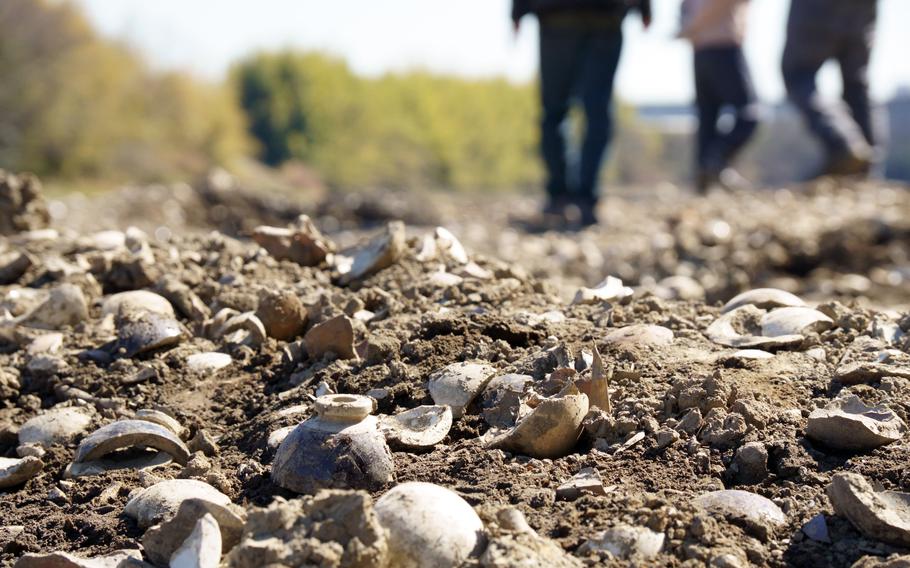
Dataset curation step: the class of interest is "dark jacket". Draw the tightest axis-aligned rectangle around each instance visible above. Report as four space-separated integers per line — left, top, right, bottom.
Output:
512 0 651 23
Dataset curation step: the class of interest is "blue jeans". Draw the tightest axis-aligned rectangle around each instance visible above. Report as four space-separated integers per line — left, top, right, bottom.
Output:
539 21 623 203
694 46 759 173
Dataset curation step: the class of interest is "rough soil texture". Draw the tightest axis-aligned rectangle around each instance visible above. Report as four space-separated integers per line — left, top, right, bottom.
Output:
2 171 910 567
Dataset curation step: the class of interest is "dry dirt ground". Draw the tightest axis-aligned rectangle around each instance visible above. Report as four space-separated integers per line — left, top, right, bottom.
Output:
2 171 910 567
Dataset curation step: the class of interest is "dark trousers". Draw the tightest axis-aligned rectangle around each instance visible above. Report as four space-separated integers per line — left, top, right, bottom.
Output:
694 45 759 173
539 21 623 203
782 0 878 157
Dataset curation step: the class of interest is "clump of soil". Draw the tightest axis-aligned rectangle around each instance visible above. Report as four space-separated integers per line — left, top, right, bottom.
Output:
1 173 909 567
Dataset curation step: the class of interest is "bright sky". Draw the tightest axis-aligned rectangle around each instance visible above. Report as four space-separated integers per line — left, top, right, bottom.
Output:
76 0 909 105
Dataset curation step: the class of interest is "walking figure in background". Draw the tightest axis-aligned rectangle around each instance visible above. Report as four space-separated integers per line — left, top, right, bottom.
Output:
513 0 651 228
782 0 880 179
679 0 758 194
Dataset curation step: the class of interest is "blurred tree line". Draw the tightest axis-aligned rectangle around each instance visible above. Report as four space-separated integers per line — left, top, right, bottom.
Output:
0 0 664 190
0 0 248 181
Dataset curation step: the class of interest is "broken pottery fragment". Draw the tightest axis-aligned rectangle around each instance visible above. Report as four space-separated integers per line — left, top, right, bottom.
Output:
73 419 190 467
143 498 246 566
828 472 910 547
806 395 906 451
556 468 607 501
728 349 775 361
488 385 589 459
169 513 221 568
572 275 633 305
272 394 393 494
481 508 582 568
216 312 267 348
480 373 533 428
707 305 804 349
721 288 806 313
0 456 43 489
251 216 333 266
576 345 611 411
186 352 232 373
304 315 357 360
375 482 486 568
604 324 673 346
434 227 469 264
380 405 452 449
27 332 64 356
337 221 406 284
156 276 210 322
101 290 175 318
18 406 93 450
578 524 665 560
694 490 786 527
116 312 183 357
13 549 145 568
428 361 497 418
19 284 88 330
802 514 831 543
761 307 833 337
124 479 232 529
134 409 184 437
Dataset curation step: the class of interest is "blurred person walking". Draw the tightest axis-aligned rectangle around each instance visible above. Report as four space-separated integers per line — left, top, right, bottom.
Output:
782 0 879 178
679 0 758 194
513 0 651 228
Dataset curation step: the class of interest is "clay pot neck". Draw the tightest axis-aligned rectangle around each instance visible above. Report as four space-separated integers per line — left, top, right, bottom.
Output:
314 394 375 423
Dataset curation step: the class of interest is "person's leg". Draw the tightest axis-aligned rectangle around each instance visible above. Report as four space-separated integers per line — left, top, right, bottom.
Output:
693 49 721 193
712 46 759 168
577 29 623 207
839 26 878 170
539 22 582 206
781 1 852 157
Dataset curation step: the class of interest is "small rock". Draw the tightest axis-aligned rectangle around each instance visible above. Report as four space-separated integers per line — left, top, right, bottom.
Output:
827 472 910 547
375 482 485 568
556 468 607 501
572 276 633 305
18 406 93 449
604 324 673 346
676 408 703 435
186 352 232 373
801 513 831 543
252 216 333 267
19 284 88 330
26 333 64 356
336 221 406 284
255 289 307 341
144 498 246 566
694 490 785 539
188 429 220 457
807 395 906 451
428 361 497 418
101 290 175 318
578 524 665 559
14 549 144 568
304 315 357 360
656 428 680 449
728 442 768 485
0 456 43 489
170 513 222 568
124 479 232 529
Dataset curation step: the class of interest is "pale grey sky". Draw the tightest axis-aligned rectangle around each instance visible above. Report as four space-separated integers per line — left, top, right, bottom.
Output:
75 0 909 104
